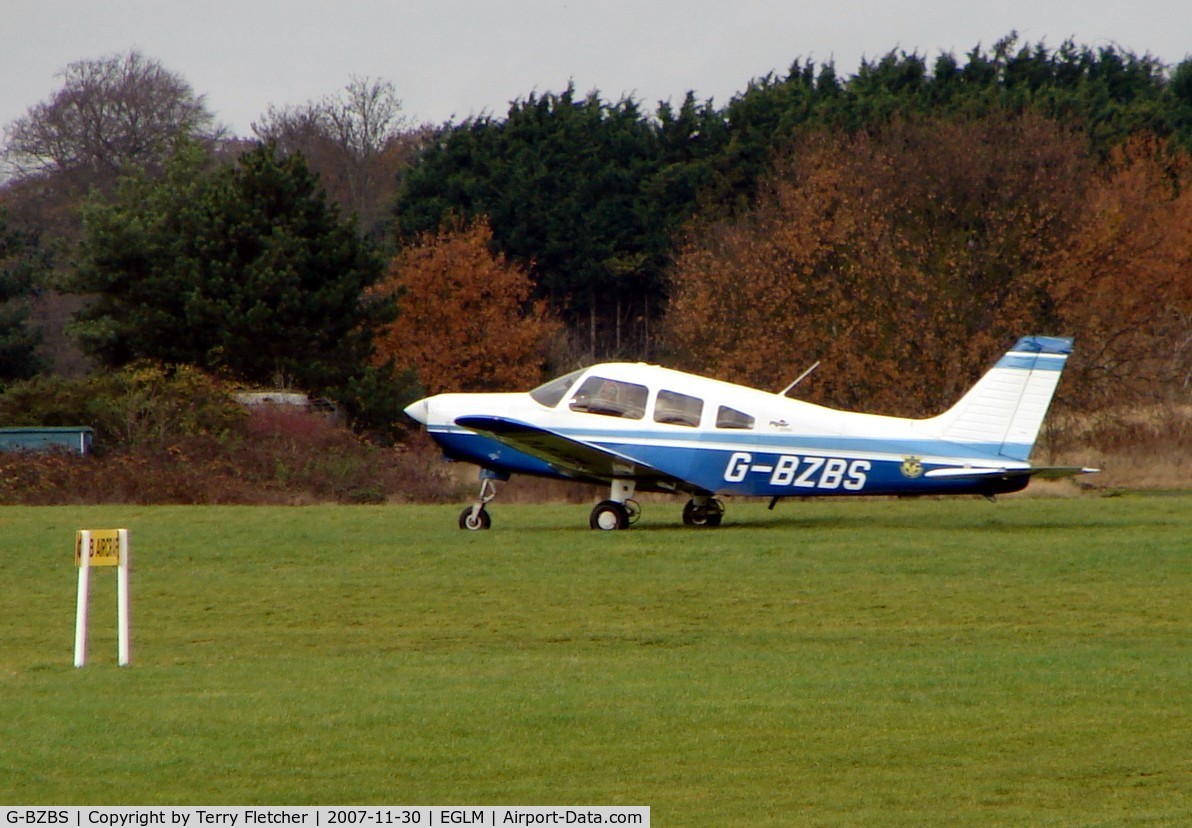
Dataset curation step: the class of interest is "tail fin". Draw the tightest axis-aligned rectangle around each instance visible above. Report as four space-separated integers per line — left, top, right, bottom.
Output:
931 336 1073 461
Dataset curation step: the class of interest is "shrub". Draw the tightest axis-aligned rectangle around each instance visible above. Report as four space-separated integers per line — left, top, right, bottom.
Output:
0 363 245 450
0 387 461 504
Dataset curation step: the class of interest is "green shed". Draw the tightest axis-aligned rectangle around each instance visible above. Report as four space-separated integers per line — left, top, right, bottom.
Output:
0 427 94 455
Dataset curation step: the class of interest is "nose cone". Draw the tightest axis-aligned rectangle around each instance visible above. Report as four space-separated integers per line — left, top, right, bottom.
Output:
403 397 430 425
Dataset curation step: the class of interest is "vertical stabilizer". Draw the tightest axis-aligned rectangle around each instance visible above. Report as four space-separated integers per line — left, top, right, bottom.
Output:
933 336 1072 461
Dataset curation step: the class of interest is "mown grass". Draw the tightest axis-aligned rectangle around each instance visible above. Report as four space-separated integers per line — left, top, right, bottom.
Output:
1 496 1188 825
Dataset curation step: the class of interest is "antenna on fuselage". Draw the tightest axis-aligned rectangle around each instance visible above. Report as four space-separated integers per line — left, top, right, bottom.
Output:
778 361 820 397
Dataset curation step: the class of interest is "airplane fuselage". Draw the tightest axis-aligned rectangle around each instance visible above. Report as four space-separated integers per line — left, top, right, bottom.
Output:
410 363 1036 501
407 337 1095 528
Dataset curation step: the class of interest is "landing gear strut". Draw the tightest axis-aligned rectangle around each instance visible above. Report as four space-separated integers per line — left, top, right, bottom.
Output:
458 471 502 531
682 495 725 527
590 479 640 530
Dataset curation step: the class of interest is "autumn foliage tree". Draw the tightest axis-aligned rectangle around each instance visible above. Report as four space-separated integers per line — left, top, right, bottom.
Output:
371 219 560 394
665 113 1090 416
1049 136 1192 407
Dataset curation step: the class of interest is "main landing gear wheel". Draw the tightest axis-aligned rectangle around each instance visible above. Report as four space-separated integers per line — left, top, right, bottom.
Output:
682 497 725 527
459 505 492 531
589 478 638 531
590 500 630 531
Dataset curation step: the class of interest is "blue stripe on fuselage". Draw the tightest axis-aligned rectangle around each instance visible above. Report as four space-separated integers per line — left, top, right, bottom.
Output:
428 427 1029 497
461 424 1026 463
587 440 1025 497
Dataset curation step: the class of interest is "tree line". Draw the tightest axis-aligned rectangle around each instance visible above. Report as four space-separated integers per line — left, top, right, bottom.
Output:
2 34 1191 438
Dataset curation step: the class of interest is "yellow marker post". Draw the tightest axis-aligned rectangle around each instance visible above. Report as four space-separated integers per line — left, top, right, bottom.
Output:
74 529 131 667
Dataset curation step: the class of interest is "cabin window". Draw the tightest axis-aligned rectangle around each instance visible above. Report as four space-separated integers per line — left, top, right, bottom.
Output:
530 369 584 407
569 377 648 420
716 405 755 429
654 390 703 427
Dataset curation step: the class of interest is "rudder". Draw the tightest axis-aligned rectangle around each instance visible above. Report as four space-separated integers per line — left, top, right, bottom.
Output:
932 336 1073 461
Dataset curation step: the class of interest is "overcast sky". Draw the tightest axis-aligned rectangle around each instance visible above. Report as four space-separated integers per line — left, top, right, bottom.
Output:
3 1 1191 138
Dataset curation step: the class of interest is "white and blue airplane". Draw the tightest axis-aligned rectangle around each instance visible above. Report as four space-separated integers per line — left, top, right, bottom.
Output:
403 336 1097 530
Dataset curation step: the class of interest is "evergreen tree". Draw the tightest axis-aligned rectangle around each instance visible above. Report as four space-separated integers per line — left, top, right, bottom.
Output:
392 35 1192 365
0 207 46 383
395 86 695 358
72 142 385 393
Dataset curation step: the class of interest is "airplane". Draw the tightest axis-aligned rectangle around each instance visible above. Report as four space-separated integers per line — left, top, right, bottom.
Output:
402 335 1098 530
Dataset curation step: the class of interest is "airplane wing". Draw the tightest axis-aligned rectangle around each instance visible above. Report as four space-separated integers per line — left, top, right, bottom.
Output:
454 415 693 490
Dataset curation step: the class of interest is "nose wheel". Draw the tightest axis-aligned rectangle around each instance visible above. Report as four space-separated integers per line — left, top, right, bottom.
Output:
459 505 492 530
459 474 499 531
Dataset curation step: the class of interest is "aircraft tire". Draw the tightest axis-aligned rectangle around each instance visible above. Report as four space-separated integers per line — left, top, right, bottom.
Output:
459 506 492 530
590 500 630 530
682 498 725 527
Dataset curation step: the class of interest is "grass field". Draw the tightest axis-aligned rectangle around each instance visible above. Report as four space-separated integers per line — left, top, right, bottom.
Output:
2 495 1188 825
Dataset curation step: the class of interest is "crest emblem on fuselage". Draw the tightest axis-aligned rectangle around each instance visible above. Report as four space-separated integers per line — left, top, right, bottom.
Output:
900 456 924 478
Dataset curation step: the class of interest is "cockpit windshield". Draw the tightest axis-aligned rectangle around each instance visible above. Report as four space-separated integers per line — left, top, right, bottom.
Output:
529 369 585 408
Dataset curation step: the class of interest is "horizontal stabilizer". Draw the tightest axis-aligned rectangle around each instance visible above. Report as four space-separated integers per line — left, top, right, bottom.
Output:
924 467 1013 479
1027 466 1101 479
925 465 1098 480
